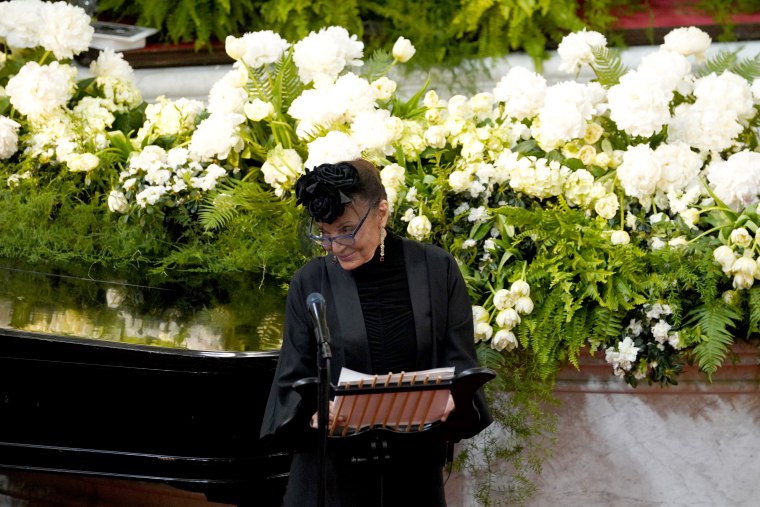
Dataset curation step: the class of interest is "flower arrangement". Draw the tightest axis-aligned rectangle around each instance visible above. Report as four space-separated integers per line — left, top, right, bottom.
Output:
2 1 760 393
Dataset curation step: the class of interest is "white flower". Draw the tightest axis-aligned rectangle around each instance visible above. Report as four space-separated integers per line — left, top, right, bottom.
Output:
224 35 246 61
610 230 630 245
407 215 432 241
472 305 489 323
491 329 518 351
293 26 363 85
370 77 397 101
607 70 674 138
594 194 620 220
6 61 76 119
532 81 602 150
705 150 760 212
207 72 248 116
652 320 672 342
514 296 534 315
0 116 21 159
730 228 753 249
108 190 129 213
467 206 489 223
233 30 290 68
557 29 607 74
392 36 416 63
510 280 530 298
90 48 135 81
731 256 757 279
261 145 304 197
493 289 515 310
495 308 521 329
462 239 477 249
662 27 711 61
37 0 94 60
136 185 166 207
304 131 361 168
424 125 448 149
66 153 99 172
244 98 275 121
189 113 246 161
474 322 494 342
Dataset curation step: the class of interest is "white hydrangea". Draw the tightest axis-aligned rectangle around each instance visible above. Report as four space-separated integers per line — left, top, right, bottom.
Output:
227 31 290 68
293 26 363 86
89 49 142 111
705 150 760 211
137 96 205 141
0 116 21 160
0 0 42 49
261 146 304 197
662 26 711 61
6 61 76 120
304 131 361 168
493 67 547 121
189 113 246 161
557 29 607 74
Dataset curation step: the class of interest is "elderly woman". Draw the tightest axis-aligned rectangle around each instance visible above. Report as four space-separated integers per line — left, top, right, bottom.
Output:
261 159 491 507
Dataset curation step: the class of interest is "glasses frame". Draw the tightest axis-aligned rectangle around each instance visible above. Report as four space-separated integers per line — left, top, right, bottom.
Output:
308 202 376 249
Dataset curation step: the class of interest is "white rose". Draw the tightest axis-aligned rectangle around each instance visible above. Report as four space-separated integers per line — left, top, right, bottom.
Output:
610 230 631 245
594 193 620 220
392 36 416 63
244 98 275 121
491 329 518 352
730 227 753 248
407 215 432 241
108 190 129 213
66 153 99 172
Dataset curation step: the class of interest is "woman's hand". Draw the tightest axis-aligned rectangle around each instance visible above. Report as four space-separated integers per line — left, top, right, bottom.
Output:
310 400 345 429
439 394 455 422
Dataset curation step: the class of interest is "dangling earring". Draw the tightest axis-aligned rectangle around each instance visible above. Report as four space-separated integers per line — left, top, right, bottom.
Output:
379 228 386 263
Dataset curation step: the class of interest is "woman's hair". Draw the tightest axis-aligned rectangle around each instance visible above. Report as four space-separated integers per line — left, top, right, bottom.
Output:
294 159 387 223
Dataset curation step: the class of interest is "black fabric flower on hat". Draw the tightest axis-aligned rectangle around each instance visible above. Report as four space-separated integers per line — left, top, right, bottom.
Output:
295 162 359 222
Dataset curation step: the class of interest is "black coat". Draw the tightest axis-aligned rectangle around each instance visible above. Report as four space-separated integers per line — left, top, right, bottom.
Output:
261 237 492 506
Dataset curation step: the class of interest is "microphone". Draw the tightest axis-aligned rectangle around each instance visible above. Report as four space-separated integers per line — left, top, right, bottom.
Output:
306 292 332 351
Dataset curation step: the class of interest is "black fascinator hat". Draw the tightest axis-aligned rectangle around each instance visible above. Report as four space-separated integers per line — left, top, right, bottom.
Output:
295 162 359 223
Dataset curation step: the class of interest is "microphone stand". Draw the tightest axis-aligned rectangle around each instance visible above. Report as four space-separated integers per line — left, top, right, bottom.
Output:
315 318 332 507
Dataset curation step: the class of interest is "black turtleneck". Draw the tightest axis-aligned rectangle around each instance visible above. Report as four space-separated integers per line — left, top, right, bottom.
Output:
350 231 417 374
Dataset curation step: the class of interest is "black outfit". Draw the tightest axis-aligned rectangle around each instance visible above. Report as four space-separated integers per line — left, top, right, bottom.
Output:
261 232 492 507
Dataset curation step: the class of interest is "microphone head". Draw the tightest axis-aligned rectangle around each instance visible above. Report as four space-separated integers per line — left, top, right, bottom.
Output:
307 292 325 307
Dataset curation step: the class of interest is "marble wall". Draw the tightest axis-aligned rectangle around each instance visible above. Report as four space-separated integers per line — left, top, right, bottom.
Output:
446 344 760 506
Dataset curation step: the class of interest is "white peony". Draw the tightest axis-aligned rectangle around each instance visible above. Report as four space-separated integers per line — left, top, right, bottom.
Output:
293 26 363 86
233 30 290 68
705 150 760 211
261 146 304 197
0 116 21 160
304 131 362 168
557 29 607 74
37 1 94 60
662 26 711 61
6 61 76 119
189 113 246 161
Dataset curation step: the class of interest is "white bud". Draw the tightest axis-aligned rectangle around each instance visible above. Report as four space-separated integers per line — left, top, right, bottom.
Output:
392 36 416 63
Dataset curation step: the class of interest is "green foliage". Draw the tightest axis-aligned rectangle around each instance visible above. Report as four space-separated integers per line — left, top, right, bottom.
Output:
590 46 628 87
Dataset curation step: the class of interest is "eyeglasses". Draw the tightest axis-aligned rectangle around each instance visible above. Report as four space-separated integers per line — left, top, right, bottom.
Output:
308 203 375 248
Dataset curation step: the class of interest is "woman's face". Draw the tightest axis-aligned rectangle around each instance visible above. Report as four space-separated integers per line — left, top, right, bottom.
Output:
316 199 388 271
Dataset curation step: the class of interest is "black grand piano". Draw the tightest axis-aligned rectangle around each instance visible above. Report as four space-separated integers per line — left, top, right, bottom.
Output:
0 264 291 505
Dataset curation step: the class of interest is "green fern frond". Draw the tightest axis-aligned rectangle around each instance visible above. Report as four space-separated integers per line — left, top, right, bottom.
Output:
695 49 739 78
685 300 741 379
748 286 760 335
590 45 627 87
362 49 395 82
732 53 760 82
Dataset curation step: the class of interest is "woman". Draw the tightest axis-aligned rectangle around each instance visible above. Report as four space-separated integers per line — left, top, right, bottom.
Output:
261 159 492 506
